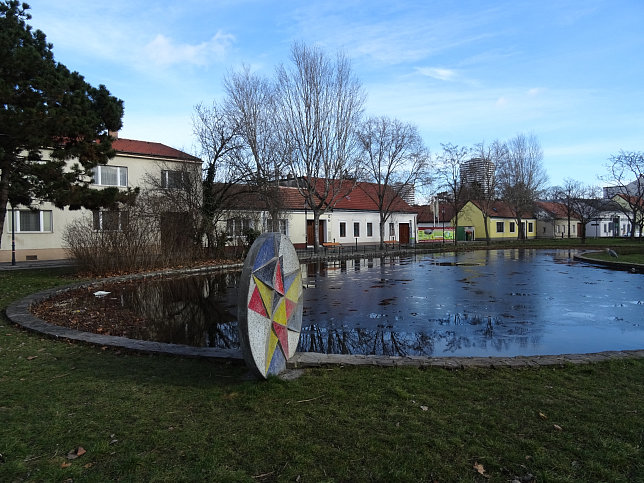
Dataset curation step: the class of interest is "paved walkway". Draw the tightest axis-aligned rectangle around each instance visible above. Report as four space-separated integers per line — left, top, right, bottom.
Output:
0 259 77 271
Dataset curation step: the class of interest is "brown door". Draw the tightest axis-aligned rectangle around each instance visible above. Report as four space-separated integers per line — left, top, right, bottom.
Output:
399 223 410 244
306 220 325 245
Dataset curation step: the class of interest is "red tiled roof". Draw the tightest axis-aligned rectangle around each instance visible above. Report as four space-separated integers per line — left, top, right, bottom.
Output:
534 201 579 219
220 180 415 213
470 200 534 219
413 203 458 223
112 138 200 162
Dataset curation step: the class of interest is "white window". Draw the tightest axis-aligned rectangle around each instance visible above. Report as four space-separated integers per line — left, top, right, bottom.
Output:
389 223 395 237
339 222 347 238
353 222 360 237
367 222 373 237
528 222 533 232
572 224 576 234
496 222 504 233
227 218 252 236
93 210 128 231
93 166 128 187
265 218 288 235
509 222 515 233
9 210 53 233
161 169 187 189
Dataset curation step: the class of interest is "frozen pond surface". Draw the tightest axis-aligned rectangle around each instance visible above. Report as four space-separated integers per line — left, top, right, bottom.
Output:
300 249 644 357
81 249 643 357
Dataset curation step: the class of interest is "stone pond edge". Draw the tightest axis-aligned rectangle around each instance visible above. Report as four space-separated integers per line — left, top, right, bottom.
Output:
4 260 644 370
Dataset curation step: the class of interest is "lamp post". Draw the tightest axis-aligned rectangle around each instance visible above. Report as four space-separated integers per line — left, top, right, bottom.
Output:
11 206 16 266
441 207 445 246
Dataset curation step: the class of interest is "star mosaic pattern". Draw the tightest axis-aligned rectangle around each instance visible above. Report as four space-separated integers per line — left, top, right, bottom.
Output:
240 233 303 378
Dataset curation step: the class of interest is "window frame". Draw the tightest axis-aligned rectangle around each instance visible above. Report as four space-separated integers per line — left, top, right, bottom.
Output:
10 210 53 233
496 221 504 233
93 165 128 187
366 222 373 237
353 222 360 237
161 169 188 189
93 210 129 231
509 222 516 233
339 221 347 238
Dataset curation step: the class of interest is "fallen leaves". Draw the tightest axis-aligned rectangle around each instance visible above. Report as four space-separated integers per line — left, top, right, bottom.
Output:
473 461 489 478
66 446 86 460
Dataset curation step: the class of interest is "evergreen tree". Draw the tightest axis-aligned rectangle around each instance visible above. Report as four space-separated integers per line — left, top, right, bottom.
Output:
0 1 132 246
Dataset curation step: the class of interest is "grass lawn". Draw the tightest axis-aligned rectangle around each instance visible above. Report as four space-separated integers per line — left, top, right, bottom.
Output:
1 267 643 482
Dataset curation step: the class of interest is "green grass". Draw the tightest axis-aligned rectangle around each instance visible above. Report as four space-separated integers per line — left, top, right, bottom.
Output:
1 268 643 482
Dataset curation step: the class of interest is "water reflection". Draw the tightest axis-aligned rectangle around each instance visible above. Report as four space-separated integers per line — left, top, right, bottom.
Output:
72 249 643 357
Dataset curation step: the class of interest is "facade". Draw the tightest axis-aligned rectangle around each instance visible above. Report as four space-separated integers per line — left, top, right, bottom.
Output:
457 200 537 241
534 201 581 239
610 194 643 237
414 201 457 243
461 157 495 197
582 199 632 238
220 181 418 249
1 137 201 262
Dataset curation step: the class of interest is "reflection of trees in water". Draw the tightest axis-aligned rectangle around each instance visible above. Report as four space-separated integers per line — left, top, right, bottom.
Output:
124 272 240 349
299 312 537 357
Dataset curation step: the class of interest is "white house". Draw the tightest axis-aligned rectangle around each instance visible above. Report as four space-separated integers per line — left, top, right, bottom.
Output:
220 180 418 249
1 137 201 262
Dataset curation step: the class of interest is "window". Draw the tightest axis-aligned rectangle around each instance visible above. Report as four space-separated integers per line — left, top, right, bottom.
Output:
367 222 373 237
339 222 346 238
353 222 360 237
93 210 128 231
10 210 53 233
555 225 560 234
572 224 576 234
161 169 187 189
389 223 395 237
227 218 252 236
509 222 515 233
93 166 127 187
528 222 534 232
496 222 504 233
265 218 288 235
603 223 608 234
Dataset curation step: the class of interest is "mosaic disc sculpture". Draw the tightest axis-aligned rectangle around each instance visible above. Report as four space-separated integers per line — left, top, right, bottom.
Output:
237 233 303 379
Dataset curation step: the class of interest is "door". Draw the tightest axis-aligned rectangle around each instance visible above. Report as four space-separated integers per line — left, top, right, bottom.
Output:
306 220 325 246
399 223 410 244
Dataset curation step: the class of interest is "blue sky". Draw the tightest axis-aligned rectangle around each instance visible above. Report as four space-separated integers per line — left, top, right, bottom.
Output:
26 0 644 192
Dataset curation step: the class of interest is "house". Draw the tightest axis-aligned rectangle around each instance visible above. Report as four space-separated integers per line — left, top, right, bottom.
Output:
534 201 581 239
457 200 537 241
1 137 201 262
611 194 643 237
581 198 631 238
413 201 457 243
219 180 418 249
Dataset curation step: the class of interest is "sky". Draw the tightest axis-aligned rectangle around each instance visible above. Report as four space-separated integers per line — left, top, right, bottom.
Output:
24 0 644 195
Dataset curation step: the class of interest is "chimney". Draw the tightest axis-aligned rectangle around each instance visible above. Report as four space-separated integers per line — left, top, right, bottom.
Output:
108 130 119 139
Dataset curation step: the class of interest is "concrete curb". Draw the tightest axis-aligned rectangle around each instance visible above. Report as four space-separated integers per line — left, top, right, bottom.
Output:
574 251 644 273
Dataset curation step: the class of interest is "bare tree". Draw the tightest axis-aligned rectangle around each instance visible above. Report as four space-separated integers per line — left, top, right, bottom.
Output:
192 101 245 249
224 66 286 229
470 140 503 244
274 42 365 252
436 143 470 245
356 116 430 249
497 133 548 240
567 185 603 243
605 150 644 238
551 178 584 239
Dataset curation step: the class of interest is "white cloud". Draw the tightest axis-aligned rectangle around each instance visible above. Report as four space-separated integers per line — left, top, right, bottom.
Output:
528 87 545 97
416 67 458 81
143 31 235 67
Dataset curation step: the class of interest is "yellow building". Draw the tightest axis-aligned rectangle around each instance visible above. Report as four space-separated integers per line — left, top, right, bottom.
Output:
457 200 537 241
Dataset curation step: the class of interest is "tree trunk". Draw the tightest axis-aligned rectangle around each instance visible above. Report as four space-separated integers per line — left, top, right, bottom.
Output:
379 214 386 250
313 210 321 253
0 161 10 250
482 214 490 245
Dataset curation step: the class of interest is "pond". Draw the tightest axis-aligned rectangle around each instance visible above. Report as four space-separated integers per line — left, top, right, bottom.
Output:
54 249 644 357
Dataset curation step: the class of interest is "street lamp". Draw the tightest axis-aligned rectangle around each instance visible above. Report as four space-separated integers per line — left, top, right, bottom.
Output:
11 206 16 266
441 207 445 246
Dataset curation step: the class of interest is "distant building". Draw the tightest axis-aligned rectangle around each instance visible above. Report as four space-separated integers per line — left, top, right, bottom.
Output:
392 183 415 205
603 175 644 199
461 157 495 196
